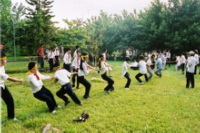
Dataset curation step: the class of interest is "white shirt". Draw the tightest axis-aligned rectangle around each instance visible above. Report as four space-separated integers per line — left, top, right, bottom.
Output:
73 50 78 58
146 59 152 67
138 60 147 74
176 56 181 66
55 69 71 85
122 61 130 76
194 54 199 65
48 51 55 59
54 48 60 56
99 61 109 75
0 66 9 89
186 56 196 73
72 57 81 69
78 62 89 76
63 52 72 64
102 53 106 61
180 55 186 64
28 71 51 93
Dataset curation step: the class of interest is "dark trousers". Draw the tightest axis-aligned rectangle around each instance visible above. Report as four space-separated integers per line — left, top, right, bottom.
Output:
33 86 57 112
124 72 131 88
39 57 44 69
101 72 114 91
186 72 195 88
48 58 54 71
181 63 185 74
194 65 197 75
63 63 71 72
78 76 91 97
55 56 59 65
56 83 81 104
72 68 79 88
147 67 153 79
1 86 15 119
135 73 148 83
155 69 162 77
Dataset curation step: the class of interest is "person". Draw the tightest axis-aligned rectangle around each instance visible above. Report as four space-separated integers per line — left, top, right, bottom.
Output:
122 57 131 90
53 63 82 106
175 55 181 71
102 49 107 61
146 56 154 80
37 45 45 71
126 49 130 57
135 55 148 85
73 45 80 58
98 54 115 92
63 48 72 72
0 52 24 121
54 44 60 65
77 52 94 99
47 47 55 72
155 55 163 77
27 62 58 113
71 50 81 89
180 53 186 74
194 50 199 75
186 51 196 88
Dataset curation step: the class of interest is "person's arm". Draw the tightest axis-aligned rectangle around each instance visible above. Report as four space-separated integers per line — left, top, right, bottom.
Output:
7 77 24 82
83 63 89 75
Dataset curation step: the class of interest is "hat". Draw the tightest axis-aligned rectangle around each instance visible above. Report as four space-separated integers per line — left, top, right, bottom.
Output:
188 51 194 55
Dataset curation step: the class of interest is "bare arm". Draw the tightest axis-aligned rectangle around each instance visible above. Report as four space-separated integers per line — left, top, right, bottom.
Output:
7 77 24 82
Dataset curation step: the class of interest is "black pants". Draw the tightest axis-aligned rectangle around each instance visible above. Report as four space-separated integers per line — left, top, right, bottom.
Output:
56 83 81 104
72 68 79 88
186 72 195 88
78 76 91 98
194 65 197 75
63 63 71 72
135 73 148 83
48 58 54 71
181 63 185 74
33 86 57 112
124 72 131 88
55 56 59 65
1 86 15 119
101 72 114 91
39 57 44 69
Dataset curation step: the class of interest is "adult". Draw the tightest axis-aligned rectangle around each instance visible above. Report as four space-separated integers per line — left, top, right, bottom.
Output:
194 50 199 75
37 45 45 71
63 48 72 72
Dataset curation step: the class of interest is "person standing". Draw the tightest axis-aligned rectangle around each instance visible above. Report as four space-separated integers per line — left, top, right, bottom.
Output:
180 53 186 74
146 56 154 80
47 47 55 72
63 48 72 72
122 57 131 90
37 45 45 71
194 50 199 75
186 51 196 88
0 52 24 121
155 55 163 77
135 56 148 85
54 44 60 65
73 46 80 58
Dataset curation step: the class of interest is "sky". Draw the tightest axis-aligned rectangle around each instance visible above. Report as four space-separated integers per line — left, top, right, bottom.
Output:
11 0 168 28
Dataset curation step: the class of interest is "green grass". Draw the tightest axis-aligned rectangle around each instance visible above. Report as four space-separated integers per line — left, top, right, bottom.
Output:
1 61 200 132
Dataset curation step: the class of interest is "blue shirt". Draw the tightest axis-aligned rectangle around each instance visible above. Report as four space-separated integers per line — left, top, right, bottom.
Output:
156 58 163 69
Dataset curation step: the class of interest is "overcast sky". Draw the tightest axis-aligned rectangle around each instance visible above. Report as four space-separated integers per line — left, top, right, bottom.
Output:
11 0 168 28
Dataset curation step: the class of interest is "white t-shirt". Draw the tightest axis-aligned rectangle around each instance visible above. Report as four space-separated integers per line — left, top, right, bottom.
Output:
194 54 199 65
0 66 9 89
55 69 71 85
48 51 55 59
146 59 152 67
138 60 147 74
28 71 51 93
180 55 186 64
78 62 89 76
72 57 81 69
186 56 196 73
122 61 130 76
176 56 181 66
63 52 72 64
99 61 109 75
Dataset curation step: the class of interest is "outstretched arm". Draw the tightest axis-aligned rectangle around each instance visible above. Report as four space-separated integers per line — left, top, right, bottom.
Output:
7 77 24 82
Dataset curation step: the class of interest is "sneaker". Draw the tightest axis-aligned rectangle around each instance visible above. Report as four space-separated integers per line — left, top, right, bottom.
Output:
125 88 129 90
139 82 144 85
13 117 19 121
51 110 56 114
83 95 89 99
65 100 70 106
56 105 62 109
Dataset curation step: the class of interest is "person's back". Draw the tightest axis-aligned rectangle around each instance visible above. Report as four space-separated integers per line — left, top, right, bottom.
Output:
156 58 163 70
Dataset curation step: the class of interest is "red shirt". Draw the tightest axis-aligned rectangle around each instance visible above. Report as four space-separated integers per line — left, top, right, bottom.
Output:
37 47 44 57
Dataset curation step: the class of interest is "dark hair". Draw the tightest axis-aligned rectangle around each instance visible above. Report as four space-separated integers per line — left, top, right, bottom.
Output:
80 52 88 71
0 51 6 58
98 54 104 69
140 55 144 60
76 45 80 49
125 57 130 61
53 62 60 68
103 49 107 52
64 48 71 53
28 62 36 70
76 50 80 54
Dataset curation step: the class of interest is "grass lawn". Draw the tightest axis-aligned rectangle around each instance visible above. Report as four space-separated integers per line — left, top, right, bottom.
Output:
1 61 200 132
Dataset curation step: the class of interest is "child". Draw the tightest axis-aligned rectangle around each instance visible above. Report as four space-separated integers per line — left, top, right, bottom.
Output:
47 47 55 72
135 55 148 85
27 62 58 113
98 54 115 92
78 52 94 99
63 48 72 72
0 52 24 120
146 56 154 80
155 55 163 77
71 50 81 89
53 63 82 106
186 51 196 88
122 57 131 90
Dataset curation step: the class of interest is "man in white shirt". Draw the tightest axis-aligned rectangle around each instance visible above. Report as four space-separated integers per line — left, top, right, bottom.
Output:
0 52 24 120
122 57 131 89
63 48 72 72
53 63 82 106
186 51 196 88
135 56 148 85
180 53 186 74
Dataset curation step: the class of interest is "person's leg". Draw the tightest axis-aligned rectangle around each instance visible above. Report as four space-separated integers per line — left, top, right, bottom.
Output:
147 67 153 79
72 68 76 87
65 83 81 105
43 87 57 107
78 76 91 98
194 65 197 75
124 72 131 88
186 72 190 88
101 73 113 91
191 73 195 88
181 63 185 74
56 87 69 104
144 74 149 82
135 73 143 83
1 86 15 119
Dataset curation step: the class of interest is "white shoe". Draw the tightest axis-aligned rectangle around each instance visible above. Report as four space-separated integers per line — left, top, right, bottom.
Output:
51 110 56 114
57 105 62 109
125 88 129 90
13 117 19 121
139 82 144 85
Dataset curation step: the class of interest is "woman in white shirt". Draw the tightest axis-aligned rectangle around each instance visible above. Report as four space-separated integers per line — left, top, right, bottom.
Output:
78 52 94 99
53 63 82 106
27 62 58 113
135 56 148 85
48 47 55 72
122 57 131 89
63 48 72 72
98 54 114 92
